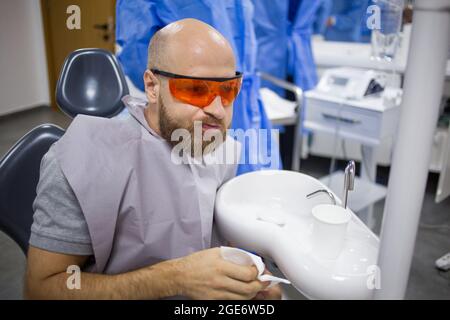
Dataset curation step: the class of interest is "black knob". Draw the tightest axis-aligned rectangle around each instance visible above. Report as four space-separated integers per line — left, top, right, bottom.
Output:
93 23 108 31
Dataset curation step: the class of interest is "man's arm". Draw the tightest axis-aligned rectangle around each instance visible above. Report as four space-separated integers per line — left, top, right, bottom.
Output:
25 246 182 300
25 246 269 300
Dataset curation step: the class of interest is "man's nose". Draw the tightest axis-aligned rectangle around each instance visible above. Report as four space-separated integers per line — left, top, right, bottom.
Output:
202 95 226 120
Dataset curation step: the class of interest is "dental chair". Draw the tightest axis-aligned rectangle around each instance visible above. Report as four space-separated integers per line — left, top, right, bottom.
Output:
0 48 129 254
0 124 65 254
56 48 129 118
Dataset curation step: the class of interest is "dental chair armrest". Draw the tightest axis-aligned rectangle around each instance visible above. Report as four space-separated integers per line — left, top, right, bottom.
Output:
257 72 303 111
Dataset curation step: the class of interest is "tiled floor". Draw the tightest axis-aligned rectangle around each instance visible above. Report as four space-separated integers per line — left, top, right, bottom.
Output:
0 106 449 299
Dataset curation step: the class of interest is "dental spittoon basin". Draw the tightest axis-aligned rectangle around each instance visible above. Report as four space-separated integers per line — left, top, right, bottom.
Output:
214 170 379 300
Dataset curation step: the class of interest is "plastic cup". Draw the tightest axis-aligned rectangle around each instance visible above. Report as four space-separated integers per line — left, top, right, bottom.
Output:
311 204 352 260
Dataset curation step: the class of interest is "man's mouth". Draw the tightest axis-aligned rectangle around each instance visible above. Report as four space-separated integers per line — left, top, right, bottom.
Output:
202 123 222 130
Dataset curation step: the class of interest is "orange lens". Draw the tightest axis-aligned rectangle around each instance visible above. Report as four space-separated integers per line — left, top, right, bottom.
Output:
168 78 242 108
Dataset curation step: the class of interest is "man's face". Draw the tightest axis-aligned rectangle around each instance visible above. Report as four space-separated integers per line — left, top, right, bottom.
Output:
144 20 238 155
156 73 234 154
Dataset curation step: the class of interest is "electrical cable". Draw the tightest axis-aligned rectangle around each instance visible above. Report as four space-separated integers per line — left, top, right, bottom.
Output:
326 99 345 186
342 139 348 161
360 145 375 182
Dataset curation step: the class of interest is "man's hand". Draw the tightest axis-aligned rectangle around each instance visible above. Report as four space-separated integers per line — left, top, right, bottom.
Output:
326 16 336 27
252 268 282 300
253 285 282 300
176 247 269 300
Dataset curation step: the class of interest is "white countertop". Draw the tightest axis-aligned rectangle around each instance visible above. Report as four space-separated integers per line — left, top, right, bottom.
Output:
312 37 450 77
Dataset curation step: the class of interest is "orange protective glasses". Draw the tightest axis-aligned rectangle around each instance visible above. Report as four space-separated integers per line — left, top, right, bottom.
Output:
151 69 243 108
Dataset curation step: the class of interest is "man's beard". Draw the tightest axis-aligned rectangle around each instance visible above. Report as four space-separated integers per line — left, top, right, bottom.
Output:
158 96 227 156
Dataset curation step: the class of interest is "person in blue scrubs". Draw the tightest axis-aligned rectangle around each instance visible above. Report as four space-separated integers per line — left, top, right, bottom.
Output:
313 0 333 36
252 0 322 168
323 0 369 42
253 0 322 93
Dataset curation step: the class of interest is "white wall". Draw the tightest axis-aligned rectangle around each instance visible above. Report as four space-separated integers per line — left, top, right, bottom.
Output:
0 0 50 116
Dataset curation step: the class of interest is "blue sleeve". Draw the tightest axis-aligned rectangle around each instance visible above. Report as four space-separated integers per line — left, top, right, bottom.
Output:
333 0 368 32
313 0 333 35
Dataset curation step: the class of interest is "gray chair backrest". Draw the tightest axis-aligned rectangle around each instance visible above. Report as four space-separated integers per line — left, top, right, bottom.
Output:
0 124 65 254
56 48 129 118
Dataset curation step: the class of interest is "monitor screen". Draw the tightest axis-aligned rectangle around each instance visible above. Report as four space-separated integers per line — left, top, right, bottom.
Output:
331 76 349 86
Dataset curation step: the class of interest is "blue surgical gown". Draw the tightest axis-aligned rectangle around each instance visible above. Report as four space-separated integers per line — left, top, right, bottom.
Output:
252 0 321 92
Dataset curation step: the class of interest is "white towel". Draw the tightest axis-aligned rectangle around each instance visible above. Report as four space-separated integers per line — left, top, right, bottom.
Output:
220 246 291 288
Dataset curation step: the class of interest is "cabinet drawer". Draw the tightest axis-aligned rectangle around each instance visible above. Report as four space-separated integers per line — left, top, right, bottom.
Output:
305 98 381 142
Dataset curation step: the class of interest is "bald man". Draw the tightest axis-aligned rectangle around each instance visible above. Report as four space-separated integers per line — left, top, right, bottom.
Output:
25 19 282 300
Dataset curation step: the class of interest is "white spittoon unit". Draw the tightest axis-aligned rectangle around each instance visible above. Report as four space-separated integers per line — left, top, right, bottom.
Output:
214 170 379 300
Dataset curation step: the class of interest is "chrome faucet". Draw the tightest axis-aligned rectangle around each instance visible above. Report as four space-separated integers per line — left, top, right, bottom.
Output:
342 160 356 208
306 189 337 205
306 160 356 208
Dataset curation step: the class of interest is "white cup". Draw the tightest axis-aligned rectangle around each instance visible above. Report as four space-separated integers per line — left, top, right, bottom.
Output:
311 204 352 260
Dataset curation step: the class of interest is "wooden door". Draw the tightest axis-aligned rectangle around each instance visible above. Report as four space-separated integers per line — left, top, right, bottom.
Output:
41 0 116 108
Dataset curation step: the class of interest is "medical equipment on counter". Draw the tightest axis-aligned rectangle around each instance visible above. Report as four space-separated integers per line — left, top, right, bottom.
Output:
315 67 385 100
214 170 379 299
304 67 402 226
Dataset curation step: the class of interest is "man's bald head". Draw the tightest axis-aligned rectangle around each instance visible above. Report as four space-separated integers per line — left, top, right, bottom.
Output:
147 19 236 77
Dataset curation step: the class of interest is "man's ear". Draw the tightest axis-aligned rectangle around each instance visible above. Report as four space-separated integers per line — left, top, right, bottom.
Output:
143 69 159 104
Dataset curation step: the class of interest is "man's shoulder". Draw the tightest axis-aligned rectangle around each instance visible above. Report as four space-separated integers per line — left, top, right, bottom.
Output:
66 114 119 134
63 114 108 140
62 114 140 146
